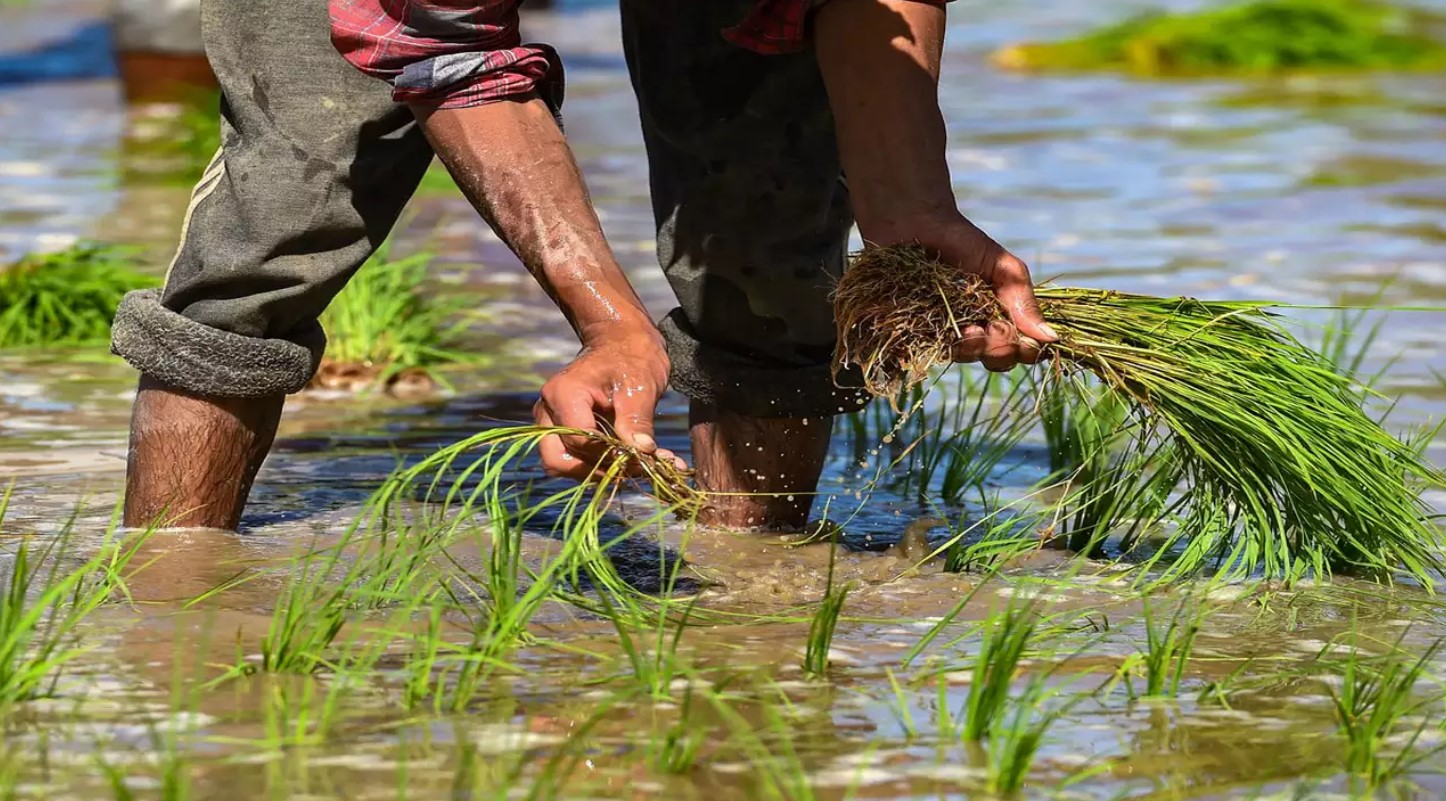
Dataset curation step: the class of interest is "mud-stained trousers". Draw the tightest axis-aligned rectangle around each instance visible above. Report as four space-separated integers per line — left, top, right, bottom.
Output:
110 0 870 418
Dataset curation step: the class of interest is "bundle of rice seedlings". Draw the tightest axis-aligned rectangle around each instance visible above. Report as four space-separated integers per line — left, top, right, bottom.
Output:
0 243 158 348
833 244 1444 583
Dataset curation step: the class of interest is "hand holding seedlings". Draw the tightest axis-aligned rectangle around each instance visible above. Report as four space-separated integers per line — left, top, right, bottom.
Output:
532 322 687 481
904 217 1057 372
814 0 1056 374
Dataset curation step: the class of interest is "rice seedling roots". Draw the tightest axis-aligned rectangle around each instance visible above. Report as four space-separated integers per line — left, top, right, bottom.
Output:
833 247 1008 400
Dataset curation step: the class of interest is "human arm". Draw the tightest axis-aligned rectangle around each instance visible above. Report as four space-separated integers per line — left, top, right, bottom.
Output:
813 0 1057 370
413 98 684 478
328 0 679 476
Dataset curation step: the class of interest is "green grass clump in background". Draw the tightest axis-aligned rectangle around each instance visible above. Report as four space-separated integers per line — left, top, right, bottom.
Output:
993 0 1446 76
0 243 158 349
317 243 477 385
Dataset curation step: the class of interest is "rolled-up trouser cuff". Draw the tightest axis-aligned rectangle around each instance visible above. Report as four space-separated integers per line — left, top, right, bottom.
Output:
659 309 871 419
111 289 327 398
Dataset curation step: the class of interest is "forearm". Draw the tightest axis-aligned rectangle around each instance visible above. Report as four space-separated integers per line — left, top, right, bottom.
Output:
411 96 654 345
814 0 956 243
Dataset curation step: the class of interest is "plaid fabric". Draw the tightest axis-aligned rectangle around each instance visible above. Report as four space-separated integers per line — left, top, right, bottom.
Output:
330 0 561 109
332 0 945 109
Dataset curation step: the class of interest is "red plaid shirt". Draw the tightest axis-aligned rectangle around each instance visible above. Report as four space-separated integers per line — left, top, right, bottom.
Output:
330 0 943 109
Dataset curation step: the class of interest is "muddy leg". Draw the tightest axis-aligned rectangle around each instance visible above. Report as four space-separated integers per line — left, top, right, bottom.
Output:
123 376 283 530
690 401 831 531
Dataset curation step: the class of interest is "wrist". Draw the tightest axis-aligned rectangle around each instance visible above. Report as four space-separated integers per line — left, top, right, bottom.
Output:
857 205 964 248
578 312 662 350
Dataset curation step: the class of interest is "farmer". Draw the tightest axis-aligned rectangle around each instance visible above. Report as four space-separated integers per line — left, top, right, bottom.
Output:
110 0 1056 533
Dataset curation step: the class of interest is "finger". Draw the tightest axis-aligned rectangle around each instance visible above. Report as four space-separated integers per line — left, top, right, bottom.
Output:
991 255 1058 344
609 383 660 454
951 325 989 363
1018 334 1044 366
540 383 604 457
654 447 689 472
981 321 1020 372
535 404 595 481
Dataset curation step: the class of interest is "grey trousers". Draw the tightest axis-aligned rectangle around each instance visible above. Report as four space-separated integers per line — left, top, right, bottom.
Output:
111 0 869 418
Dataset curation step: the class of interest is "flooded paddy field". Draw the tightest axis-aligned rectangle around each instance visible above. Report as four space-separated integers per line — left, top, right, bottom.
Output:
3 0 1446 799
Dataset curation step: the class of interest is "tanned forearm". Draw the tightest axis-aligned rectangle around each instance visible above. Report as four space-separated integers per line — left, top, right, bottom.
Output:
813 0 954 244
814 0 1058 350
411 96 655 346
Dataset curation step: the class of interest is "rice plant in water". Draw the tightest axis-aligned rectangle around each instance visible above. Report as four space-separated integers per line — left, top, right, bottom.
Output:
0 498 148 705
992 0 1446 76
1120 599 1205 699
803 543 851 680
314 241 478 392
895 372 1034 506
925 599 1039 742
983 675 1059 796
833 244 1444 583
1325 633 1444 787
645 688 707 774
0 243 157 348
367 424 702 608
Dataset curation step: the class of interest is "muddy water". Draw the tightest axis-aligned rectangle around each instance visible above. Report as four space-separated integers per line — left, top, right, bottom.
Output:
4 0 1446 798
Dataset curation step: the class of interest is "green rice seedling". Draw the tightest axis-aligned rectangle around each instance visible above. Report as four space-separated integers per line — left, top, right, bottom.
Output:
1117 599 1205 699
412 486 580 711
0 243 157 348
1326 633 1444 787
1055 425 1183 560
1316 303 1397 390
1037 378 1129 484
992 0 1446 76
247 551 349 676
884 667 920 738
592 587 694 699
99 754 192 801
901 584 990 670
258 675 351 747
316 241 478 389
647 687 707 774
922 595 1042 742
367 424 703 614
941 512 1040 575
959 601 1038 741
705 689 833 801
982 675 1053 796
834 244 1445 584
803 543 851 680
0 501 149 704
596 574 699 700
896 372 1034 506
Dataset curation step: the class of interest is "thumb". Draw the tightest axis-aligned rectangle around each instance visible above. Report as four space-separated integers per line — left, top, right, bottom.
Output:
994 281 1058 344
610 389 659 454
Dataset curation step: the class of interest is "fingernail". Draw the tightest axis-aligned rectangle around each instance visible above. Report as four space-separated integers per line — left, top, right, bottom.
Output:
1039 323 1058 340
633 433 656 450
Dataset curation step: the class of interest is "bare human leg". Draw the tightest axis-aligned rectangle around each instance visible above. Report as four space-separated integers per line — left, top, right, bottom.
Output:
123 375 283 530
689 401 832 531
